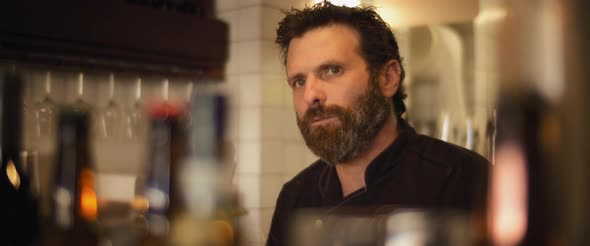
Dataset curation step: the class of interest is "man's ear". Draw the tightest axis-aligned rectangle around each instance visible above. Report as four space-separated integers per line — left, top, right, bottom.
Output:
379 60 401 97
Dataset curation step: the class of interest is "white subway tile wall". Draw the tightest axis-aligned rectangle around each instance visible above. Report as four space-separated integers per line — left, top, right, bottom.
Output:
262 8 286 41
237 141 263 174
217 0 314 244
238 107 262 140
238 7 263 40
227 43 241 75
237 41 263 73
260 175 284 207
218 10 239 42
261 41 284 74
281 110 301 141
261 107 283 140
237 174 262 208
216 0 239 12
261 75 285 107
239 74 263 107
261 141 284 174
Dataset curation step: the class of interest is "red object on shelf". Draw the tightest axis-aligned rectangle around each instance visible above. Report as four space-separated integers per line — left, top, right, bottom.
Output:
148 101 186 119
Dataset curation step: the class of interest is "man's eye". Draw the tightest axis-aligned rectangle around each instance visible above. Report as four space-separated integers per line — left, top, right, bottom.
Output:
327 66 342 75
292 79 305 88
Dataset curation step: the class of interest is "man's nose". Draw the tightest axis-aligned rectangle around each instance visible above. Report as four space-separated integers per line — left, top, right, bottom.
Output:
303 76 326 106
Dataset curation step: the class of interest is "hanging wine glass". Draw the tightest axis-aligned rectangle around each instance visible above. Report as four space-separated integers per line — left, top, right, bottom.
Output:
183 80 194 129
27 71 58 218
73 72 92 111
162 78 169 102
125 77 146 140
152 78 176 114
33 71 57 139
97 73 124 140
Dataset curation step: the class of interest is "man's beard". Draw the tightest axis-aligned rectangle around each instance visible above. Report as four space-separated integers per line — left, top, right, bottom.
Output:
296 76 392 165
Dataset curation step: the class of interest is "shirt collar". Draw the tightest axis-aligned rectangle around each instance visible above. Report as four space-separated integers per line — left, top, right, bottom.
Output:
318 119 416 205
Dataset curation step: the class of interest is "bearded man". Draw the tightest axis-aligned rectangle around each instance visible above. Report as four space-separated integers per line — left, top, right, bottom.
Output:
267 2 489 245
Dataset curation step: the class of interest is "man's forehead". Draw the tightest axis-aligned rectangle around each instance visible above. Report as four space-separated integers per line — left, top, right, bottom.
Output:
286 24 362 71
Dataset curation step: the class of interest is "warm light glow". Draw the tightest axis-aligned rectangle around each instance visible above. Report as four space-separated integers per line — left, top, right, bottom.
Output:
80 168 97 221
440 113 450 142
6 160 21 189
136 77 142 101
78 73 84 97
209 220 235 245
489 142 528 246
474 6 508 24
313 0 361 7
162 79 170 101
45 71 52 95
132 196 150 212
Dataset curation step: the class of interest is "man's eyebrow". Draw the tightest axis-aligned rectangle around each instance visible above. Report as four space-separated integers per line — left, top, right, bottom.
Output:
317 60 343 70
318 63 339 71
287 73 305 83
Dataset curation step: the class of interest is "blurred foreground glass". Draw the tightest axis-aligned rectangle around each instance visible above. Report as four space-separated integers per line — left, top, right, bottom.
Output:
0 68 40 245
93 75 146 246
290 209 474 246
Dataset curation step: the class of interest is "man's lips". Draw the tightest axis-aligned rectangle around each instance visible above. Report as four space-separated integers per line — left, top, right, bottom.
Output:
311 116 336 125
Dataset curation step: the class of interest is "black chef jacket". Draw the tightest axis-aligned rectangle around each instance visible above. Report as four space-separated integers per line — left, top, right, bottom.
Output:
266 120 490 246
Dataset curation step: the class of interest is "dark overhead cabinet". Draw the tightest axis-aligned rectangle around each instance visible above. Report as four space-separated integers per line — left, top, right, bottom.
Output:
0 0 228 78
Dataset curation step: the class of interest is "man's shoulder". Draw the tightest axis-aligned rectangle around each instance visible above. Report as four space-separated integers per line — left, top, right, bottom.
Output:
406 133 489 169
282 159 325 190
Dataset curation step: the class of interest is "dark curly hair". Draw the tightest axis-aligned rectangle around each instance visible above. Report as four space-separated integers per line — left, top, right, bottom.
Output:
276 1 407 119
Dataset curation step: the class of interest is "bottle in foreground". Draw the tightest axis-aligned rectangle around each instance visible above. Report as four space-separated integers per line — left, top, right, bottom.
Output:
43 108 99 246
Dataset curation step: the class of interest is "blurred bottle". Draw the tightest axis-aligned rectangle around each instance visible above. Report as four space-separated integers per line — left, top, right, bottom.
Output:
138 89 241 246
43 108 98 246
174 92 242 246
488 90 559 246
0 68 40 245
138 101 187 246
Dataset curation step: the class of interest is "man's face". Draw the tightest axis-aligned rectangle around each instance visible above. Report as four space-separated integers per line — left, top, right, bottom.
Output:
286 24 391 165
